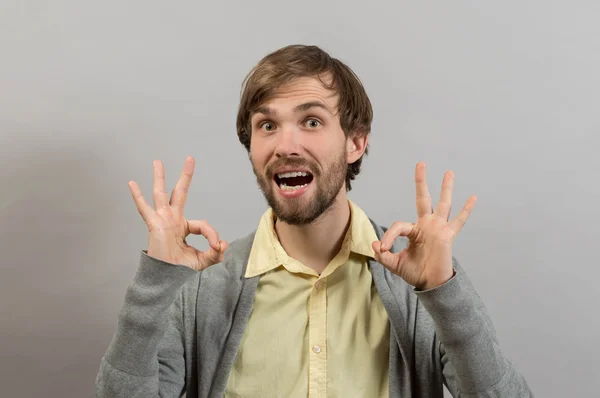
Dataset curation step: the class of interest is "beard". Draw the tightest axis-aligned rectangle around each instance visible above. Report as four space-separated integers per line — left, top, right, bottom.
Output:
252 149 348 225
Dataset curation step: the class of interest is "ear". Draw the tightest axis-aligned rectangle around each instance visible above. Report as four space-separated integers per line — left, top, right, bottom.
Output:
346 133 369 164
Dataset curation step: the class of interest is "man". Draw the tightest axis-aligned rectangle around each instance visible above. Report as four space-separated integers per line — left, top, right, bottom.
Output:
95 45 532 397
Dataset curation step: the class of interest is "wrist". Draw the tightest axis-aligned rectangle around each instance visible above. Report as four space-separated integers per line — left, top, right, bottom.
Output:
418 269 455 290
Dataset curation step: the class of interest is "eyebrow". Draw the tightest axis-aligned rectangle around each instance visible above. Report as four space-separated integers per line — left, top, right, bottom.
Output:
252 101 332 118
294 101 331 113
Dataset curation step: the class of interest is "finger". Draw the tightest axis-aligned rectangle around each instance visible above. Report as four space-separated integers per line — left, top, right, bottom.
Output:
435 170 454 221
448 195 477 233
415 162 432 218
379 221 415 252
372 241 397 267
199 240 228 269
372 242 406 274
128 180 154 223
153 160 169 209
170 156 195 210
187 219 221 251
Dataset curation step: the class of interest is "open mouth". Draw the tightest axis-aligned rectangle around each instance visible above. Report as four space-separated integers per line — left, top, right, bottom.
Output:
274 171 314 191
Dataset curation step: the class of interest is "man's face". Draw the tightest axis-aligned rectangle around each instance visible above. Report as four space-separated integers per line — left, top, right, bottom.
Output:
249 76 354 225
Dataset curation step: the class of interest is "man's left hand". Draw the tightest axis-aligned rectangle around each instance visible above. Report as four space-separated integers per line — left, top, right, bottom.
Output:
372 162 477 290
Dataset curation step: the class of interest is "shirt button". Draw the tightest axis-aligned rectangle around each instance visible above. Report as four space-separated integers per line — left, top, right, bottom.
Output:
314 281 324 290
312 345 322 354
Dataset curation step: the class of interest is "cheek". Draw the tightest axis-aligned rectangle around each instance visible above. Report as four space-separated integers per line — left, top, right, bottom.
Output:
249 147 269 171
250 152 261 168
251 136 277 164
320 142 347 165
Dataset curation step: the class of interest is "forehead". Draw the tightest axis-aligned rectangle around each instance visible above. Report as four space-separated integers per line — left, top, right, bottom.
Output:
258 76 339 114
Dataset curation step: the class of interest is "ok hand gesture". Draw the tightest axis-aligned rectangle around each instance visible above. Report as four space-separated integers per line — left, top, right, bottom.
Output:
128 156 227 271
373 162 477 290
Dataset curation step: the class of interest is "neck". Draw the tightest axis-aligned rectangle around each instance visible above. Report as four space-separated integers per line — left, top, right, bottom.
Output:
274 190 351 274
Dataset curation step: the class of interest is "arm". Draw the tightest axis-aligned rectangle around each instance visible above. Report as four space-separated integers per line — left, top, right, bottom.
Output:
415 258 533 397
94 250 197 398
95 156 226 396
373 163 533 396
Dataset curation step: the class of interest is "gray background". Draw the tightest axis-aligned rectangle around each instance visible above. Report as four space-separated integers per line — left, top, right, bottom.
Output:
1 1 598 397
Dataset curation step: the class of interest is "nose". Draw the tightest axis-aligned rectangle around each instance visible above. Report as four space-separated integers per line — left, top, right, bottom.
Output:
274 124 302 158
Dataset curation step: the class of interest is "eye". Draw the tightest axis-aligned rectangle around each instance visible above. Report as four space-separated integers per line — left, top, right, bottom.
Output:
259 121 276 132
305 118 321 129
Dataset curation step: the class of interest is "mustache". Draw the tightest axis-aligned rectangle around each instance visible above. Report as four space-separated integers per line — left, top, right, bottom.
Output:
265 157 319 178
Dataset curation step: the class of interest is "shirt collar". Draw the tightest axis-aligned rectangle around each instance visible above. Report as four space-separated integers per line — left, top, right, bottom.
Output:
244 199 378 278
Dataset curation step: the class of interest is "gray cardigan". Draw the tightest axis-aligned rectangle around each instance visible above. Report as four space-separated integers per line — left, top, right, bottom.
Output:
94 220 533 397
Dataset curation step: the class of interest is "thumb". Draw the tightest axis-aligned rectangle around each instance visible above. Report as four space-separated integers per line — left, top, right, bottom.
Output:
198 240 228 270
372 241 401 272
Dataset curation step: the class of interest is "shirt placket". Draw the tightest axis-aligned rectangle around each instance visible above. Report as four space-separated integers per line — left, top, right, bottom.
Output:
308 277 327 397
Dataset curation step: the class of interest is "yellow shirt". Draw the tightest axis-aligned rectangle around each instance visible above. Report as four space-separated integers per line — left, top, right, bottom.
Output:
225 200 390 398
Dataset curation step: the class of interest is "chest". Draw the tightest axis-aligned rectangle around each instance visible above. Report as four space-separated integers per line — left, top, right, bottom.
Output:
223 264 391 397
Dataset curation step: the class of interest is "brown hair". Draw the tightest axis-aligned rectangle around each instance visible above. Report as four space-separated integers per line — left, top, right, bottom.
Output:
236 44 373 191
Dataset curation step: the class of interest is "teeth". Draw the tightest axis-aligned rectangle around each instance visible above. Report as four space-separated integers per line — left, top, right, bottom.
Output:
277 171 309 179
280 183 309 191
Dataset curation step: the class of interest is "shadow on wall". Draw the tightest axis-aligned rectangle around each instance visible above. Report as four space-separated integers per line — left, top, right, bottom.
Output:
0 136 134 397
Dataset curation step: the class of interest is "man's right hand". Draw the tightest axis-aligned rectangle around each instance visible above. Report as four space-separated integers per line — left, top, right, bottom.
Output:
127 156 227 271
